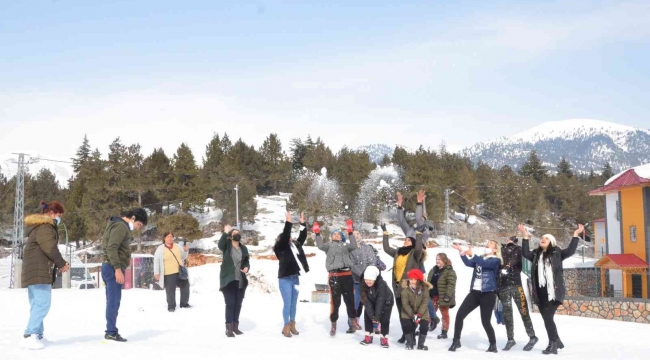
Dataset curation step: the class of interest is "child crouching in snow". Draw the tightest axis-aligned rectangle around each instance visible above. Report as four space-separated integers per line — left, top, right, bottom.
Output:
359 266 394 348
400 269 432 350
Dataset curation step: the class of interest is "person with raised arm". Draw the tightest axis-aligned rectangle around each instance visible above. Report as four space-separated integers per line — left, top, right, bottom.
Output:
448 240 503 353
314 218 359 336
520 223 584 355
273 212 309 338
219 224 250 338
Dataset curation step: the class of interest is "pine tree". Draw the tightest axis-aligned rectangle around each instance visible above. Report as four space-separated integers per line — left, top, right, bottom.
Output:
143 148 173 213
26 168 61 211
558 157 573 178
259 133 291 195
330 147 375 205
72 135 91 175
601 162 614 181
171 143 204 212
392 147 409 172
302 138 334 173
379 154 391 167
107 138 130 209
81 149 111 239
475 162 503 218
520 150 547 183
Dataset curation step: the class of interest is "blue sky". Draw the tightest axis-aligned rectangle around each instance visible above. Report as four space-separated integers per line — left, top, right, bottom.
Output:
1 0 649 172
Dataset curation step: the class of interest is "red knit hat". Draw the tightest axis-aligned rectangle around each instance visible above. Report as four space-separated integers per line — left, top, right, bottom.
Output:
407 269 424 282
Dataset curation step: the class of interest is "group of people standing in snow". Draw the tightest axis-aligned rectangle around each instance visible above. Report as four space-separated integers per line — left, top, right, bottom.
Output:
20 192 585 355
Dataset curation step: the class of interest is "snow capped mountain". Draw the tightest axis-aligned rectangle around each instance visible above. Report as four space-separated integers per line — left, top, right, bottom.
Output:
357 144 394 164
462 119 650 173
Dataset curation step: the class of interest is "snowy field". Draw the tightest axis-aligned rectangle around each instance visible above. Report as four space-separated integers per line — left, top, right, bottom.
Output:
1 245 649 359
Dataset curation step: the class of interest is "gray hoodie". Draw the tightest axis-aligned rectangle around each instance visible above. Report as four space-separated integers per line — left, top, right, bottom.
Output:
316 233 358 272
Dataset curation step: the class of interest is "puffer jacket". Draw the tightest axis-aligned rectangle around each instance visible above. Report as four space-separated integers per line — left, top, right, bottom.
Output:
522 237 579 305
350 239 379 283
383 231 427 298
21 214 67 287
461 254 501 293
359 273 394 322
316 233 357 272
427 264 457 308
400 280 432 320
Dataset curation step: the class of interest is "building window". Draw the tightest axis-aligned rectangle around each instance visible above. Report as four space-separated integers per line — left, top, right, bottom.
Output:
630 226 637 242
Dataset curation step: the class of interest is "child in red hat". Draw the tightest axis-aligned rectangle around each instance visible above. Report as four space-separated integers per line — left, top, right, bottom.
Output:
400 269 432 350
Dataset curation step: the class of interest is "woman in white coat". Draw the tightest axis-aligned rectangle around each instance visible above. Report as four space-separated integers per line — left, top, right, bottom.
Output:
154 232 190 312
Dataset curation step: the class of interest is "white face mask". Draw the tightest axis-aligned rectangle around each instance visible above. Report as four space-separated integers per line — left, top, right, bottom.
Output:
484 247 494 256
129 221 134 231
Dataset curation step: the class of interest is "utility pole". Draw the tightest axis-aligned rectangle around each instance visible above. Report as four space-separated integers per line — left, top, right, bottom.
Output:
10 153 28 289
61 223 71 289
234 184 240 229
444 189 450 248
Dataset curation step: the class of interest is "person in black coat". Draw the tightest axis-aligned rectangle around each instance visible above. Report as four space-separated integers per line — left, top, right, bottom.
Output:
520 223 583 355
273 212 309 338
358 266 394 348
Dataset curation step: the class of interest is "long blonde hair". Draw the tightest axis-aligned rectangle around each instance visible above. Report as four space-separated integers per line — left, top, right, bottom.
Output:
484 240 504 265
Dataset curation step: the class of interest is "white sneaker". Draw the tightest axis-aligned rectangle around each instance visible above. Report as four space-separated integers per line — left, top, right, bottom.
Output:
21 334 44 350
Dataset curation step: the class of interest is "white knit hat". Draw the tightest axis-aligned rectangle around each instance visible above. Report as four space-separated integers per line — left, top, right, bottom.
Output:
542 234 557 247
364 266 380 281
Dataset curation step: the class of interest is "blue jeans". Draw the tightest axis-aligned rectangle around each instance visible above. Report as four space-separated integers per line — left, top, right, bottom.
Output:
429 297 437 319
279 275 299 325
353 283 361 311
25 284 52 336
102 263 123 335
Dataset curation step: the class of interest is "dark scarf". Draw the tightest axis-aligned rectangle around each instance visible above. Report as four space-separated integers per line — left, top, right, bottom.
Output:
397 245 414 256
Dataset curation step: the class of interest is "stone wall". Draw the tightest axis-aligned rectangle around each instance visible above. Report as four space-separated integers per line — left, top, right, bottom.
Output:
533 296 650 324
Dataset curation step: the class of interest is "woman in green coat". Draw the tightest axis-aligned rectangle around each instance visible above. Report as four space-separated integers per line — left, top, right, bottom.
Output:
219 225 250 338
427 253 457 340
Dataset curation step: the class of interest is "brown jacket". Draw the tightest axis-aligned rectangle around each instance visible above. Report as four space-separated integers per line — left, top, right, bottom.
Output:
21 214 66 288
383 231 428 298
400 280 433 320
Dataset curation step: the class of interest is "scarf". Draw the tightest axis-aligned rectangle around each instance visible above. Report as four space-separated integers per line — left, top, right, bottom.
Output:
537 253 556 301
397 245 414 256
290 241 305 275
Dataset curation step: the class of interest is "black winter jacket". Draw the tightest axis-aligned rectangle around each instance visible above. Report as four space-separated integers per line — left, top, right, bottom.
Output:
522 237 579 305
273 221 309 278
360 273 394 322
499 242 523 289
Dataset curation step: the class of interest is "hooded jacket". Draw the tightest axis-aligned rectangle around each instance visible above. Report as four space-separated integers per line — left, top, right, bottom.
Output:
427 264 457 308
21 214 67 288
273 221 309 278
400 279 432 319
522 237 579 305
499 242 523 289
102 216 133 270
461 254 501 293
383 231 427 298
359 273 394 322
316 232 357 272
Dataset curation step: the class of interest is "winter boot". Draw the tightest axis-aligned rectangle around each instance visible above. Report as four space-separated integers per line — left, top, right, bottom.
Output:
405 333 415 350
225 324 235 338
346 318 358 333
233 322 244 335
380 336 389 348
437 330 448 339
397 333 406 344
330 322 337 337
429 316 440 332
486 342 498 353
289 321 300 335
542 341 558 355
556 338 564 349
448 339 462 352
354 318 362 331
417 334 428 351
503 339 516 351
360 333 373 346
282 325 292 338
523 336 539 351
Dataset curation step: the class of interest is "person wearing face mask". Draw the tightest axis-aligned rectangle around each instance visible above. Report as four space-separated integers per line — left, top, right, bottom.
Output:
358 266 393 348
426 253 456 340
219 224 250 338
101 208 148 342
499 235 538 351
382 194 428 345
20 201 70 350
449 240 503 353
153 232 190 312
520 224 583 355
314 219 359 336
273 212 309 338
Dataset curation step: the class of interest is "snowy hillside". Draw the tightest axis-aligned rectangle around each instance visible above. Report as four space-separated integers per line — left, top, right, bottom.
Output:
461 119 650 174
357 144 394 164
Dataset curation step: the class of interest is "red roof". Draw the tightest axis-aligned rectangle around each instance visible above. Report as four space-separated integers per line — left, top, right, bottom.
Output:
593 218 605 223
595 254 649 269
590 168 650 196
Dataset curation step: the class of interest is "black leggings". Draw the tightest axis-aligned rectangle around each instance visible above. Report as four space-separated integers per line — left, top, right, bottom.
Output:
222 281 245 324
328 273 356 323
363 305 392 337
537 286 562 341
400 318 429 337
454 290 497 343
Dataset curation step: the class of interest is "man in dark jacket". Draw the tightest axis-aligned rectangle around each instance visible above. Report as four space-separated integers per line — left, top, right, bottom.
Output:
273 212 309 337
499 236 538 351
101 208 147 342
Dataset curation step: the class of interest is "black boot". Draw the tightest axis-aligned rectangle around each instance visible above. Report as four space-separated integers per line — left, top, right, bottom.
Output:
428 317 440 332
448 339 462 352
557 338 564 349
437 330 448 339
417 334 428 350
225 323 235 338
524 336 539 351
542 341 558 355
503 339 516 351
486 343 498 353
397 334 406 344
232 322 244 335
405 333 415 350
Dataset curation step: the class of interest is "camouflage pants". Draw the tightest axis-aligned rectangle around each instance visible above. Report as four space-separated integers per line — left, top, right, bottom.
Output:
498 286 536 339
